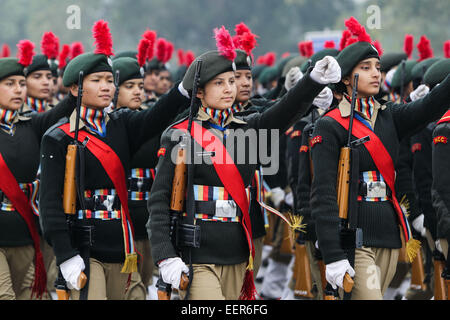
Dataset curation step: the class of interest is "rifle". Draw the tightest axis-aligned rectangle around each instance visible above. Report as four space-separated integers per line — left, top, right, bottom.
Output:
56 71 88 300
409 233 426 291
294 238 314 299
433 250 447 300
112 70 120 109
335 73 367 299
157 60 203 300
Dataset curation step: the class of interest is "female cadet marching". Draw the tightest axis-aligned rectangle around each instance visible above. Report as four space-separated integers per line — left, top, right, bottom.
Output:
0 40 76 300
148 25 341 300
38 20 189 300
111 40 190 299
310 17 450 300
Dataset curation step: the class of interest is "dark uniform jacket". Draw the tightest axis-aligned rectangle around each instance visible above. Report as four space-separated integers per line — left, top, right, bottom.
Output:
0 95 75 247
431 110 450 241
310 75 450 265
39 86 188 266
148 72 325 266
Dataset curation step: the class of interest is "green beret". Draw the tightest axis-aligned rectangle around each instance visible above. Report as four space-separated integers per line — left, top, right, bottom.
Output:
275 56 294 78
113 51 138 60
63 52 113 87
336 41 380 78
112 57 144 86
146 57 165 72
380 52 408 73
25 54 51 77
0 58 25 81
391 60 418 89
182 50 235 91
235 49 253 70
282 56 307 77
411 58 440 82
423 59 450 88
252 65 266 80
258 66 279 85
300 48 340 73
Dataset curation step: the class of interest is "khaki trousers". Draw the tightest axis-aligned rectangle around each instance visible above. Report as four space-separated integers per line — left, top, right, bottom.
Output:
0 245 34 300
71 258 135 300
124 239 153 300
343 246 399 300
179 262 247 300
305 241 324 300
253 236 264 279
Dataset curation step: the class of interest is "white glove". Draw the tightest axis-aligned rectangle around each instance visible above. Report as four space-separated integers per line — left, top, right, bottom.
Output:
409 84 430 101
315 240 319 249
178 82 190 99
270 187 285 208
60 255 85 290
382 68 396 92
284 191 293 208
159 257 189 290
436 239 443 254
326 259 355 290
313 86 334 110
310 56 341 85
284 67 303 91
412 214 427 238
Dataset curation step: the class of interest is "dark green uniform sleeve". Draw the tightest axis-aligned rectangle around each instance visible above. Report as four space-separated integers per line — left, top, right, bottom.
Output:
391 75 450 140
147 129 180 264
31 93 76 139
310 115 348 264
411 125 437 239
125 86 189 154
39 130 79 265
431 122 450 240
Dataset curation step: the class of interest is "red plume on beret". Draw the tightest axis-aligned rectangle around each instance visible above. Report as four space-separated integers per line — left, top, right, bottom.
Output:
155 38 167 62
298 42 306 56
177 48 185 66
256 55 266 65
339 30 352 51
1 44 11 58
58 44 71 70
304 41 314 58
444 40 450 59
324 40 336 49
264 52 276 66
92 20 114 56
17 40 35 67
142 30 157 61
344 16 372 43
164 41 174 64
282 52 291 58
137 38 151 68
184 50 195 67
214 26 237 61
235 22 252 36
416 35 433 61
372 40 383 57
403 34 414 59
70 42 84 60
345 38 358 47
41 31 59 59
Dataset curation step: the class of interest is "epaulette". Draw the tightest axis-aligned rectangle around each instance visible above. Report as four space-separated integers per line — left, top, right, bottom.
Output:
44 117 70 142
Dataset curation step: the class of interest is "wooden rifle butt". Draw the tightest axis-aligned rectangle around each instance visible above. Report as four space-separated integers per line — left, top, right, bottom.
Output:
410 248 427 291
170 148 187 212
336 147 351 220
157 273 189 300
343 273 354 293
63 144 77 215
434 259 447 300
294 243 314 298
56 289 71 300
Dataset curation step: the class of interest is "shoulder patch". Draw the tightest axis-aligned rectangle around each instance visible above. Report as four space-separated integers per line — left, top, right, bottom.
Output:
285 126 294 136
290 130 301 138
310 136 323 148
411 143 422 153
299 145 309 153
433 136 448 145
157 147 166 158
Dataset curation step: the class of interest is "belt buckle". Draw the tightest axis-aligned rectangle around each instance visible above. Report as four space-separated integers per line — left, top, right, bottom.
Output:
215 200 237 218
94 194 115 211
137 177 144 192
366 181 387 198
